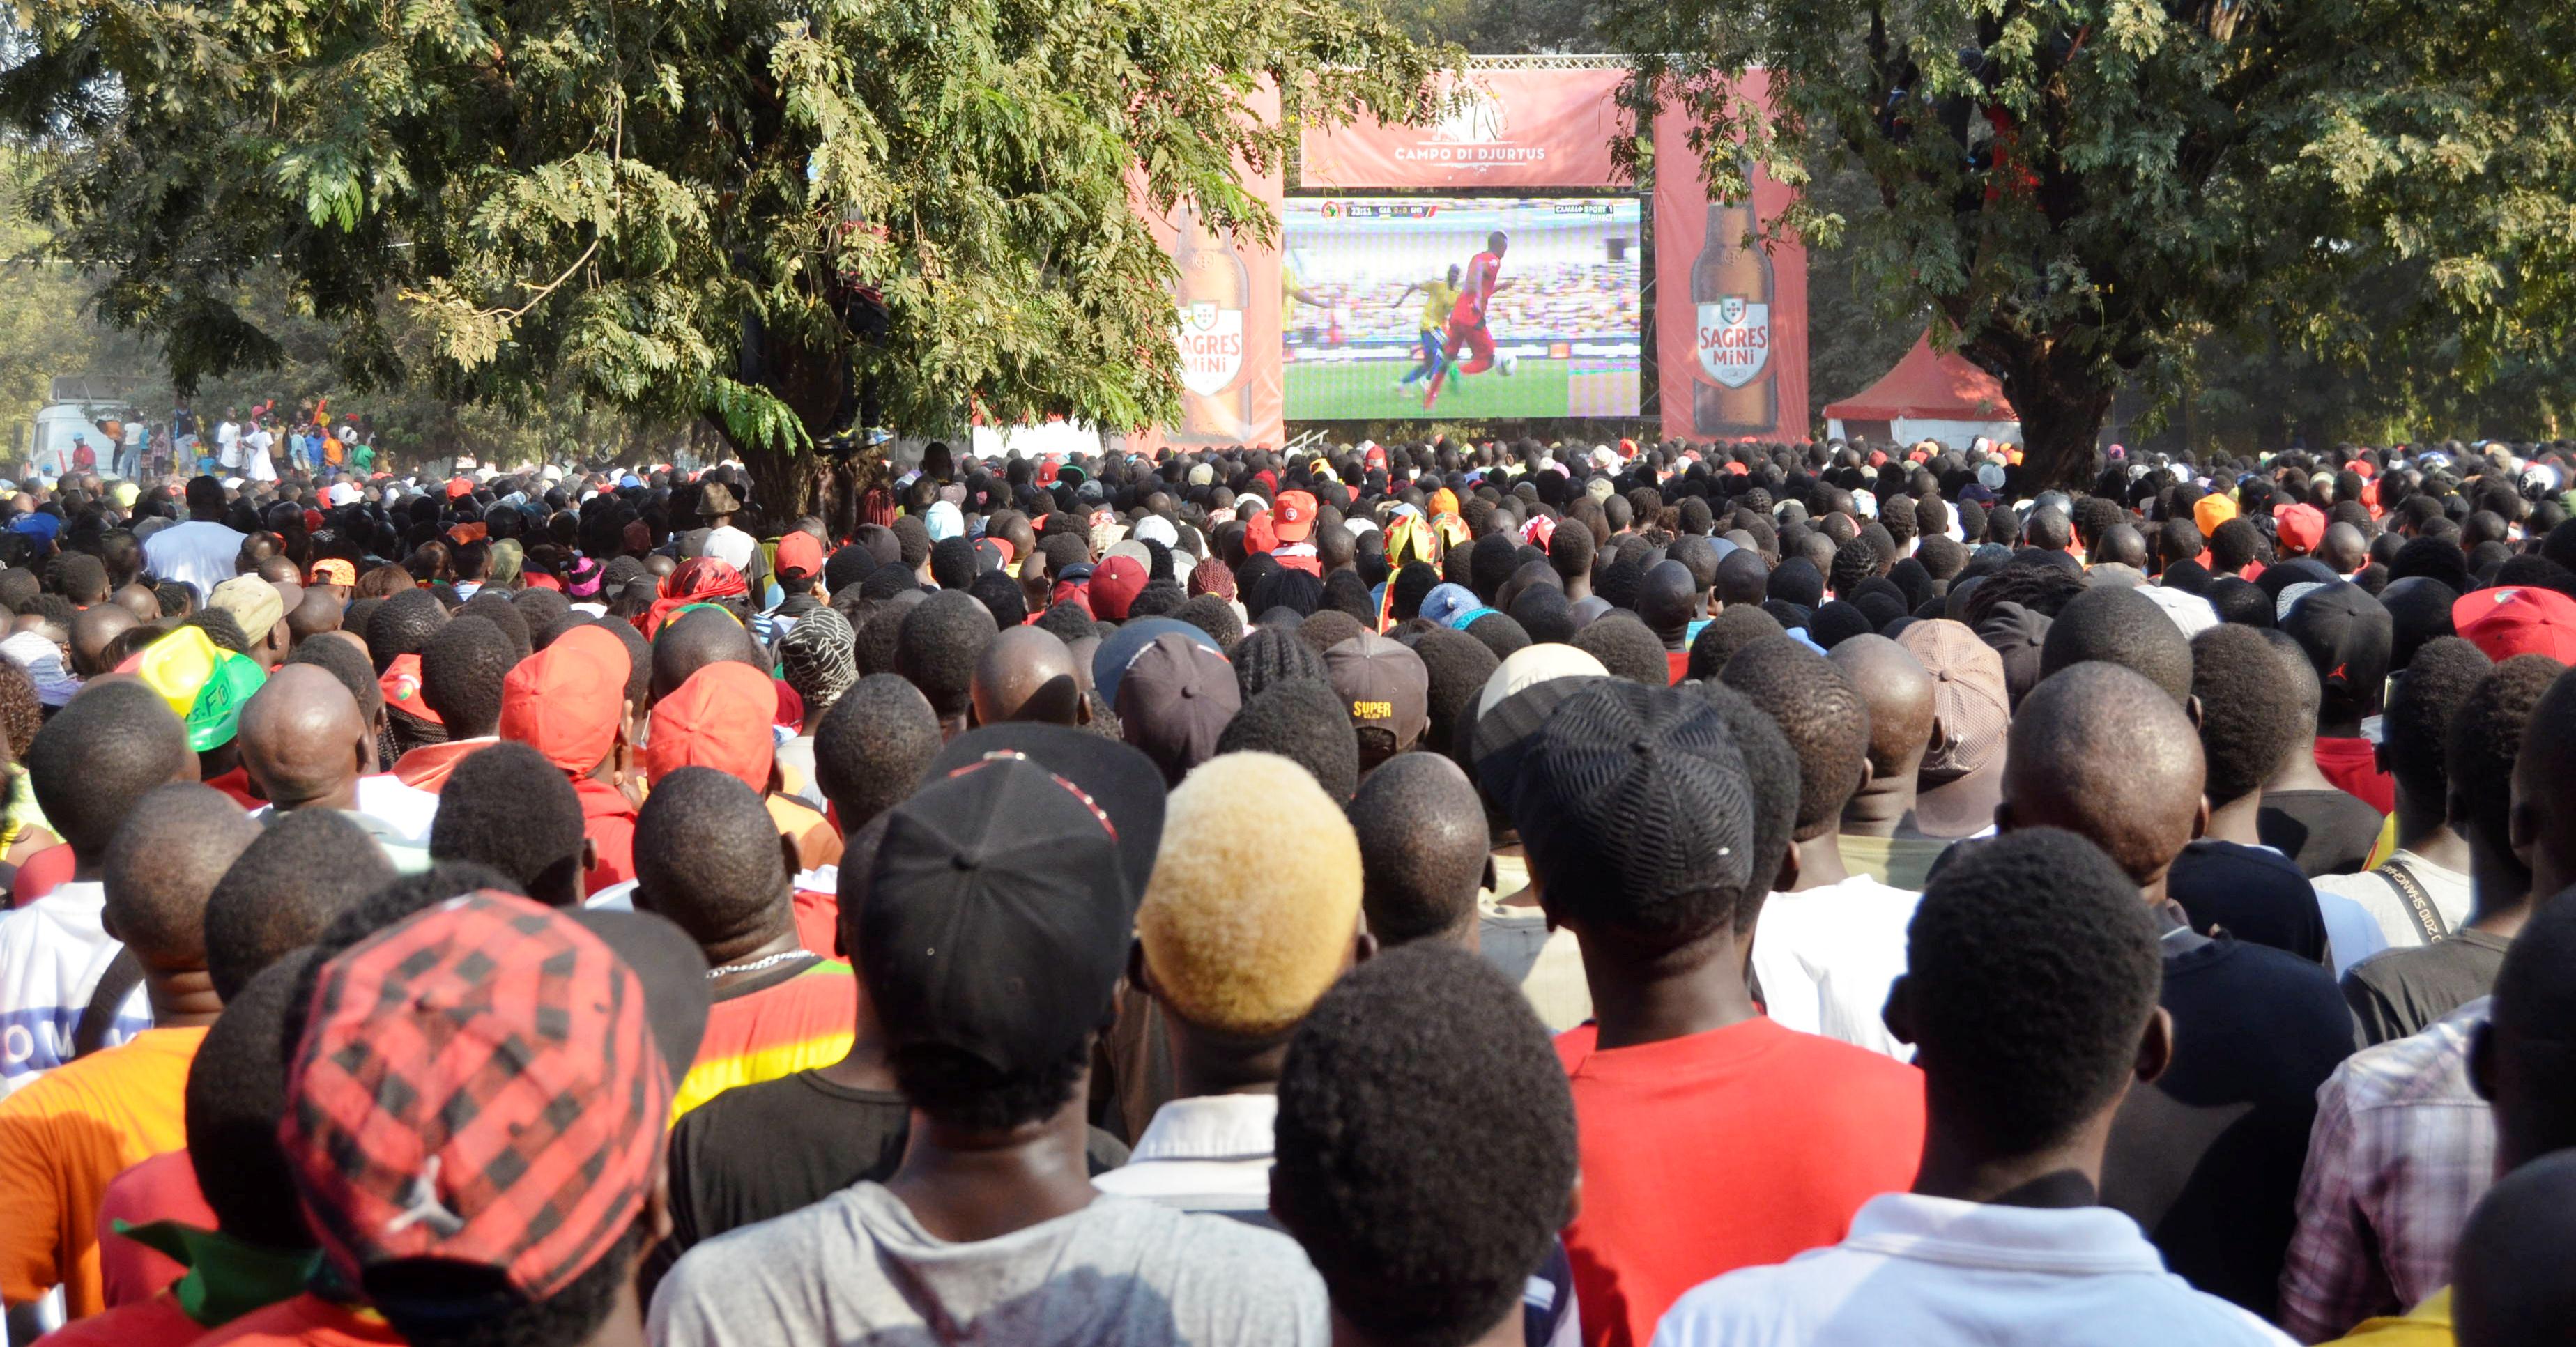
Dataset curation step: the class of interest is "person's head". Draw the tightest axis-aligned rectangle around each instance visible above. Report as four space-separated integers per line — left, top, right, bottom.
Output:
204 810 396 1000
1214 677 1360 803
647 604 760 703
969 624 1086 727
643 661 776 792
2376 634 2492 820
1888 827 2168 1164
895 589 999 730
774 606 859 721
186 956 318 1252
365 587 447 672
1323 631 1430 771
2474 891 2576 1172
2449 655 2568 898
813 672 943 828
1272 944 1576 1347
238 663 371 811
102 783 260 981
1348 753 1487 948
417 614 514 739
2456 1149 2576 1347
66 601 138 677
2511 666 2576 900
2280 581 2395 728
1138 751 1367 1054
1720 636 1869 842
862 755 1133 1134
280 891 707 1347
632 767 793 957
1510 680 1758 948
1110 627 1240 786
498 624 632 778
431 742 592 906
2000 663 2206 895
1829 633 1936 788
29 680 196 868
2187 624 2308 810
2040 584 2195 709
210 575 291 668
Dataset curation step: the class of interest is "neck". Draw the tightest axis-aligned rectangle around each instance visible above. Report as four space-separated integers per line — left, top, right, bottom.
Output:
2391 784 2470 864
144 969 223 1028
1788 834 1850 891
886 1093 1099 1244
705 923 803 982
1576 926 1760 1049
2205 792 2264 846
2465 839 2536 937
1563 576 1591 601
1910 1116 2107 1208
277 780 360 814
1841 760 1923 838
572 1281 646 1347
1165 1015 1293 1099
2318 716 2363 741
1909 763 2004 839
1331 1304 1521 1347
2264 737 2335 794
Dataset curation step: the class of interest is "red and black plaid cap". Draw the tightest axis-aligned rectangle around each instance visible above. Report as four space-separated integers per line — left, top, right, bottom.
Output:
282 890 673 1303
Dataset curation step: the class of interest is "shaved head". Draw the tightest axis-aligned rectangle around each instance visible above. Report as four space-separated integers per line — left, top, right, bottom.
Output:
68 603 139 677
114 583 162 622
651 606 761 703
287 587 344 645
970 625 1084 727
1830 633 1937 777
238 664 371 811
2002 662 2206 887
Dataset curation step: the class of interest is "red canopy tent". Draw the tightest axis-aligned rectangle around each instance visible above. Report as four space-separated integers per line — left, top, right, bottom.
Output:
1823 335 2021 448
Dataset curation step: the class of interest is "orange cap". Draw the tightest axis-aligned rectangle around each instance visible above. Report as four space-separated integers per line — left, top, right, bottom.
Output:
644 662 776 790
499 625 630 773
1274 490 1319 544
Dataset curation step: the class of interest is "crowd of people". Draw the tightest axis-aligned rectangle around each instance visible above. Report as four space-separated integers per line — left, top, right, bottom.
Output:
0 430 2572 1347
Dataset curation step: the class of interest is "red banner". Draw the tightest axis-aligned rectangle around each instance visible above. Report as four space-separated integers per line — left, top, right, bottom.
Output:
1138 82 1285 449
1654 75 1809 442
1300 69 1630 190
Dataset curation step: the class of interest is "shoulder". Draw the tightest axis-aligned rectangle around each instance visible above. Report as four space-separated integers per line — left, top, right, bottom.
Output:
1650 1249 1864 1346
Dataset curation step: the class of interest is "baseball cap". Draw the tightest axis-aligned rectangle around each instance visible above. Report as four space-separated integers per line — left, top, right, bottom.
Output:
1091 617 1222 709
1090 555 1148 621
2194 493 2239 537
1115 631 1241 787
861 755 1132 1074
309 558 357 587
2274 502 2326 553
1507 681 1756 923
445 476 472 500
1324 633 1429 752
209 576 285 642
282 891 708 1311
2281 581 2393 709
645 661 777 790
1896 618 2011 780
2135 582 2219 639
1274 490 1319 544
130 626 266 750
926 723 1167 906
775 530 825 582
2453 586 2576 663
499 624 631 772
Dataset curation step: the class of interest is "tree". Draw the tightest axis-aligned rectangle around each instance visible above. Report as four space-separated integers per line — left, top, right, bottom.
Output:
1 0 1444 518
1602 0 2576 484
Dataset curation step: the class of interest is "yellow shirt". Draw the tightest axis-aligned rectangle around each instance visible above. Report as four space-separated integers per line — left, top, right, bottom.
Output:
2324 1288 2451 1344
1418 280 1460 332
0 1026 207 1318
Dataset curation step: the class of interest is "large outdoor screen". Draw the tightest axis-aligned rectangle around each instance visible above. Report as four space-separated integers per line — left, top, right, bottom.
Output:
1282 197 1642 420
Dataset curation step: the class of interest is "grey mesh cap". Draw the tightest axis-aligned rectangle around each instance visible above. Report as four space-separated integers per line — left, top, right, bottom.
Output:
1505 680 1756 921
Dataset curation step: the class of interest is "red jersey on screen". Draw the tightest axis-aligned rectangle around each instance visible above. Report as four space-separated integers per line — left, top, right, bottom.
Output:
1452 250 1504 324
1554 1016 1925 1347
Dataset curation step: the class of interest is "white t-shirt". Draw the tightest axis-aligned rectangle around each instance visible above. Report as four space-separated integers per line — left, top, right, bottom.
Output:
1653 1193 2295 1347
141 520 249 602
2313 849 2475 966
1751 873 1923 1061
213 420 242 467
0 881 148 1100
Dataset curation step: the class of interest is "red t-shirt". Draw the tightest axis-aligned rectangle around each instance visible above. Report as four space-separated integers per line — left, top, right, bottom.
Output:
29 1288 201 1347
11 843 73 907
1665 649 1692 686
1554 1016 1926 1347
187 1293 402 1346
792 886 841 959
2315 737 2395 815
573 777 638 896
95 1150 213 1309
199 768 264 811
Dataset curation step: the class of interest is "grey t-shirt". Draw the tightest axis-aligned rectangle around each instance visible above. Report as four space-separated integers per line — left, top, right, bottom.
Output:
649 1181 1327 1347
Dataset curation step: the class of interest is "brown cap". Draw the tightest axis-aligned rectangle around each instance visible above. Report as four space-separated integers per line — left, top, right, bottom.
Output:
1324 633 1429 752
1897 618 2010 780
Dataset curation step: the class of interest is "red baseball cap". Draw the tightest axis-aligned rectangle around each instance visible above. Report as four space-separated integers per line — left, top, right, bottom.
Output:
445 477 473 500
1274 490 1319 544
379 652 441 726
2454 586 2576 663
645 661 778 790
499 625 630 772
282 891 702 1304
2274 502 2326 554
1090 555 1149 621
775 530 825 583
1245 512 1280 555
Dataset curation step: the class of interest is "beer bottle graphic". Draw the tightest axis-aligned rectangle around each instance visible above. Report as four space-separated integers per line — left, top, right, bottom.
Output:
1690 188 1776 437
1172 201 1253 442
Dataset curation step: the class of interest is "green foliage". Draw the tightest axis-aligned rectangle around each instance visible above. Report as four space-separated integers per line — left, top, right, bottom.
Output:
1 0 1445 508
1602 0 2576 479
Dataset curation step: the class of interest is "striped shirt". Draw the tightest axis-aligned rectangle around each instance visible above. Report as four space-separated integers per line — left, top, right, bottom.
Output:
674 956 858 1120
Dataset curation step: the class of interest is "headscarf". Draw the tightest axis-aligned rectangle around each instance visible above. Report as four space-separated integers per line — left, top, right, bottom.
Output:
776 608 859 715
636 557 748 637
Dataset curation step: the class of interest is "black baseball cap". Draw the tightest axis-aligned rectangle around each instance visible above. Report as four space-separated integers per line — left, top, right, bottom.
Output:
1093 616 1222 707
927 723 1167 909
861 755 1130 1073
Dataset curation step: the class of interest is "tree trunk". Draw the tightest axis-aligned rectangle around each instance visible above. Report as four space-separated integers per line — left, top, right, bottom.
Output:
1966 328 2117 492
717 332 886 533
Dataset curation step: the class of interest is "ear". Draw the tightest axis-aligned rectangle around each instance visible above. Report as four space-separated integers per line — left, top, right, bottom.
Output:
2470 1019 2498 1103
1126 937 1154 999
643 1163 674 1247
1855 757 1876 794
1349 928 1379 969
2191 795 2211 842
778 832 801 882
1880 973 1917 1047
2136 1006 2175 1088
582 838 597 878
2510 792 2540 869
1771 841 1801 894
1992 799 2015 835
2184 694 2204 732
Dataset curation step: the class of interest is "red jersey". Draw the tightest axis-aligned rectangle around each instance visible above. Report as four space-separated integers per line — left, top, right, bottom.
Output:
1451 250 1504 325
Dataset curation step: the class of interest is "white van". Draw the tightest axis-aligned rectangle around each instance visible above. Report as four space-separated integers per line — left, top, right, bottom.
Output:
26 403 128 479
